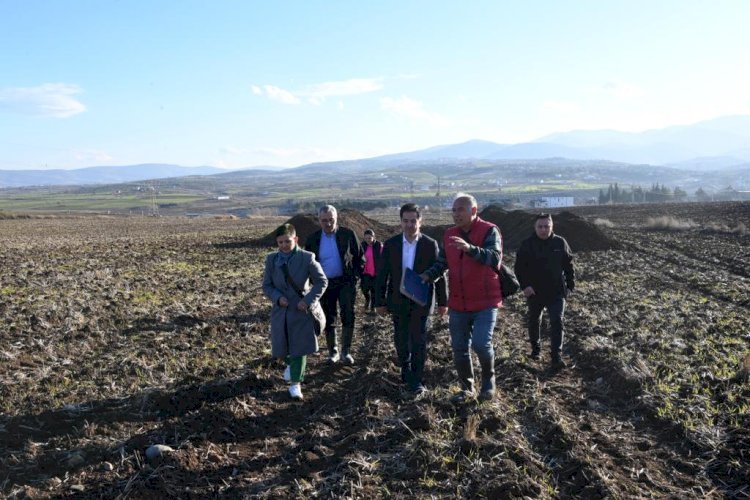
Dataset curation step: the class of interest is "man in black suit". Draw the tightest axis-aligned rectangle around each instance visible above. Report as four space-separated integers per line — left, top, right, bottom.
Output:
375 203 447 395
305 205 364 364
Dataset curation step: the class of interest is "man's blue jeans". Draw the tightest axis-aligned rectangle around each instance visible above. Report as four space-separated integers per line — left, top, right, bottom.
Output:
449 307 497 366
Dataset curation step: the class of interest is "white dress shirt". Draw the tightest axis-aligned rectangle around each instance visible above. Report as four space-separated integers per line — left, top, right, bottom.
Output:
402 233 420 272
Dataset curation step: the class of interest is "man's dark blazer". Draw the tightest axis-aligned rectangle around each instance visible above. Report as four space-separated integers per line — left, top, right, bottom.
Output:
304 226 364 281
375 233 447 315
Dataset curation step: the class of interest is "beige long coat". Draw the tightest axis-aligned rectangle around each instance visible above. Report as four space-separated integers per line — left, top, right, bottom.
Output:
262 248 328 357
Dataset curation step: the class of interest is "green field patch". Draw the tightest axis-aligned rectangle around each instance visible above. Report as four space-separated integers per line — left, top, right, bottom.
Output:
0 192 207 212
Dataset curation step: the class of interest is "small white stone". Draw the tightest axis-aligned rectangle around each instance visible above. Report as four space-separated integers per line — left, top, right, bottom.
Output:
102 461 114 471
145 444 174 461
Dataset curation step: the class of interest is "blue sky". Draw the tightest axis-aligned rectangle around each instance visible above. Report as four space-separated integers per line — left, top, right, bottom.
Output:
1 1 748 170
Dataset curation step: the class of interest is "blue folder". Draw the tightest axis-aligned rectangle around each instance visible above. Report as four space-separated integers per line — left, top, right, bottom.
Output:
400 267 430 306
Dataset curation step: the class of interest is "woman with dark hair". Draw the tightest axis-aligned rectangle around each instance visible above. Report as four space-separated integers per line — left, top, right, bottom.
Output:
262 223 328 399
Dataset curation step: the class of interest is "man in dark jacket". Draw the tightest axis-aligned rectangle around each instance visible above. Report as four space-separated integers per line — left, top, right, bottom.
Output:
305 205 364 364
375 203 447 395
514 213 575 369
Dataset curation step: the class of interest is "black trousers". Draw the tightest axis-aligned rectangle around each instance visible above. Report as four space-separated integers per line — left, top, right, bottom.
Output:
360 274 377 309
321 277 357 353
527 295 566 356
391 301 429 390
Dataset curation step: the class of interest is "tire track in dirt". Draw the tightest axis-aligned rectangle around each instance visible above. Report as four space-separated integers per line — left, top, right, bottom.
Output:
492 299 715 498
636 245 750 310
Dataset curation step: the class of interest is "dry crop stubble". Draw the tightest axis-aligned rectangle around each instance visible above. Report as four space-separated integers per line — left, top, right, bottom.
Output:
0 203 748 498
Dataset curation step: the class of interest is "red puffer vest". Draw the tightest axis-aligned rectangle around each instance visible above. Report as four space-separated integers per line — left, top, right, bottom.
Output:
444 217 502 312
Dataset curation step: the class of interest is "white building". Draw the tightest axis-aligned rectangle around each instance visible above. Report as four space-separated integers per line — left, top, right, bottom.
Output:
532 196 575 208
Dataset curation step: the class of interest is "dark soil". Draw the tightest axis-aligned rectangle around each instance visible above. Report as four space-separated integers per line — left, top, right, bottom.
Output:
421 204 621 252
1 202 748 498
255 208 398 248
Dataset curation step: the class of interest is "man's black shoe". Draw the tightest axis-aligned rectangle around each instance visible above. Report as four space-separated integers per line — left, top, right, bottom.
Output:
551 356 567 369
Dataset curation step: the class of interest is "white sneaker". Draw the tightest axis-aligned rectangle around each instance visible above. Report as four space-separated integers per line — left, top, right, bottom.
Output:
289 383 303 400
283 365 291 382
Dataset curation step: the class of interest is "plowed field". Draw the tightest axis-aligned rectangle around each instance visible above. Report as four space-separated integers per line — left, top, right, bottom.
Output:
1 203 748 498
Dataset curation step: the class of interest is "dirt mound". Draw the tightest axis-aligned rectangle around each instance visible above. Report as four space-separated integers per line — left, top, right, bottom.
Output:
422 205 620 252
256 208 398 247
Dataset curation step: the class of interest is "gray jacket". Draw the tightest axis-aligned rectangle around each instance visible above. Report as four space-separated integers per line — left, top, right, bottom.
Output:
262 248 328 357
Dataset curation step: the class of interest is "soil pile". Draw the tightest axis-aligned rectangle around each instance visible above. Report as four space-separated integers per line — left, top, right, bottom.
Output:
422 205 620 252
256 208 398 247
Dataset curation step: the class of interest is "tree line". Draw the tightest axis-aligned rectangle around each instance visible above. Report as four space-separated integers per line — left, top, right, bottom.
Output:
597 183 692 204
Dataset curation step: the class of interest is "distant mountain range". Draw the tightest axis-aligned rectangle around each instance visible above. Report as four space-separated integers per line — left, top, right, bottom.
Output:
366 115 750 167
1 115 749 188
0 164 227 188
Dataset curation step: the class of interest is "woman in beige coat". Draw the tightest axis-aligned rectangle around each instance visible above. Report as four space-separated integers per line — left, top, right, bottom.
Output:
262 223 327 400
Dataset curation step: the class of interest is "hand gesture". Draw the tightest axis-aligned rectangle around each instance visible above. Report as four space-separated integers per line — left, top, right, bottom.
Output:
449 236 470 253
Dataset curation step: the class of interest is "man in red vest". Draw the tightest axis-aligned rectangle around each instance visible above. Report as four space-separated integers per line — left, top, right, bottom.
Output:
421 193 503 401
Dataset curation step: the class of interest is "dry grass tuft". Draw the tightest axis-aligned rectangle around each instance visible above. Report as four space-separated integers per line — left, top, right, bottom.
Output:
593 218 615 228
703 221 747 236
463 413 480 442
644 216 698 231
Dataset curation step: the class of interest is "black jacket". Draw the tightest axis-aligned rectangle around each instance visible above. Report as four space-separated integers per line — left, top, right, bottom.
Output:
361 240 384 277
374 234 447 314
514 232 575 300
304 226 363 281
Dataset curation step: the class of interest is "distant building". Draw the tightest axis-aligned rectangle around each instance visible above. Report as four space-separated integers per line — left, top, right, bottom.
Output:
713 188 750 202
531 196 575 208
217 196 230 200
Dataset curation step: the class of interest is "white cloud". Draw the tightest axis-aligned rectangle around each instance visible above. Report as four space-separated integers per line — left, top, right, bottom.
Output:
599 81 645 100
0 83 86 118
220 145 245 155
302 78 382 99
73 149 113 162
252 78 382 105
380 96 450 127
252 84 300 104
542 100 581 114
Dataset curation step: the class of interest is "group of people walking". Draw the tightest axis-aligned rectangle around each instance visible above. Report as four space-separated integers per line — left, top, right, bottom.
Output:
262 193 575 401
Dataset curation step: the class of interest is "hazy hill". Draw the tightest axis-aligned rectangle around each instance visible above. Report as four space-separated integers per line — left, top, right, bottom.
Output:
538 115 750 164
0 164 227 188
1 114 749 189
344 115 750 166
